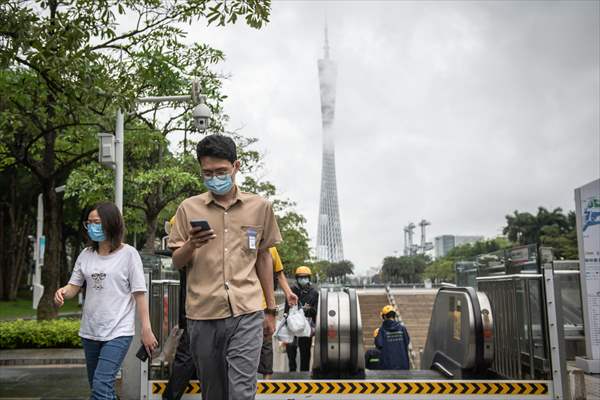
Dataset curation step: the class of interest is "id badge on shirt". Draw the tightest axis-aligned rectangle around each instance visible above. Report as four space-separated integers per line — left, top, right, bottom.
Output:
247 228 257 250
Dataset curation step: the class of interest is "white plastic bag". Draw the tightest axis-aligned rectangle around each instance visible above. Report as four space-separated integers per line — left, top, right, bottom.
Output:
296 318 313 337
286 305 308 335
275 318 294 344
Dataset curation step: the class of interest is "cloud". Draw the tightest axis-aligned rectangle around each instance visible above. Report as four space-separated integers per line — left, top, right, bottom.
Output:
184 1 600 273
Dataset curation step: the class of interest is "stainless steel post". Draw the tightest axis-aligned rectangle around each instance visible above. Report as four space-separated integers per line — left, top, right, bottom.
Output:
114 109 124 212
541 248 570 400
120 271 150 399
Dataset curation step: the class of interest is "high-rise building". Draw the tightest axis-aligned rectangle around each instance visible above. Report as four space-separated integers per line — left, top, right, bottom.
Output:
316 26 344 262
434 235 456 259
434 235 484 258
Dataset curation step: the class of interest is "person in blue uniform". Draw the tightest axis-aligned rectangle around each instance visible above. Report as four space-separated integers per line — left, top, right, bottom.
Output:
375 305 411 370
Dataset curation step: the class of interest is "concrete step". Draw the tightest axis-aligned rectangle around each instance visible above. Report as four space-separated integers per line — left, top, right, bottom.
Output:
358 292 436 366
0 349 85 366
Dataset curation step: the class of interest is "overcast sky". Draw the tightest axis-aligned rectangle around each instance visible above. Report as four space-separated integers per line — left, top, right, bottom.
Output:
183 1 599 274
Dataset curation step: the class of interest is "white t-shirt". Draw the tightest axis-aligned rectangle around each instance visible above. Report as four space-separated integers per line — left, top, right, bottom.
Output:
69 244 147 341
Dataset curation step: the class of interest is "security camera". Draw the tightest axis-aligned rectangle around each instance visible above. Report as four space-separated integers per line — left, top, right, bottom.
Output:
192 101 211 132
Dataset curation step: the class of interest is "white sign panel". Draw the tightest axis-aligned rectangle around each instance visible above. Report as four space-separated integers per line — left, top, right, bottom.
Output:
575 178 600 368
510 246 529 265
39 235 46 265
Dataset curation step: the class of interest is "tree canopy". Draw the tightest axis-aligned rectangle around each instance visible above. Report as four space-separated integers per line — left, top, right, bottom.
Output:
0 0 272 317
503 207 577 259
423 237 509 284
239 176 311 274
380 255 429 284
301 259 355 283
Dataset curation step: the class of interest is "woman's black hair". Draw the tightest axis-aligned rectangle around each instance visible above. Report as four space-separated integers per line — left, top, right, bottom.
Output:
85 202 124 253
196 134 237 164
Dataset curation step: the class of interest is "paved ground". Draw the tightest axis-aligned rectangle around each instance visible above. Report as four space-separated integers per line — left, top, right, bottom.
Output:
0 365 89 399
582 374 600 400
2 348 599 399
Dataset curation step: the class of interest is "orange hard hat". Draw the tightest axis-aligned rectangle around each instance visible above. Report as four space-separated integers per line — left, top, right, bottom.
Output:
380 305 396 318
295 266 312 276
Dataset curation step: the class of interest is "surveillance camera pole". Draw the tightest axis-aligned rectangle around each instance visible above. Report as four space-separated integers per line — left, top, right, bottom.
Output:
115 109 125 213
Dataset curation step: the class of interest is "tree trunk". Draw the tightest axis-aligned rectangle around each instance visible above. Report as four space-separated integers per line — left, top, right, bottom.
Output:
0 169 35 301
36 183 63 320
36 7 61 318
64 234 83 283
143 211 159 252
10 213 32 300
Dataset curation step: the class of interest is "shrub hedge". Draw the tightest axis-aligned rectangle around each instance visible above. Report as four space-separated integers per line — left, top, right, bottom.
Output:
0 319 82 349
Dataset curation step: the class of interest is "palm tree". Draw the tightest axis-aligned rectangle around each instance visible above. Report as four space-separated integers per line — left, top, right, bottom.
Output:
503 210 537 244
504 207 572 245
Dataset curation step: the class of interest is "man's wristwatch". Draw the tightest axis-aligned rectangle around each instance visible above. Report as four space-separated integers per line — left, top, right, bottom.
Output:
265 308 278 316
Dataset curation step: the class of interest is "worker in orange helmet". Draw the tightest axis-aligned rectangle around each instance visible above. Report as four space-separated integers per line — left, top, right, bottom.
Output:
284 266 318 371
375 305 411 370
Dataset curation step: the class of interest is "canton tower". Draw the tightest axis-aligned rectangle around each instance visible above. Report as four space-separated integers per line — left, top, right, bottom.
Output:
316 26 344 262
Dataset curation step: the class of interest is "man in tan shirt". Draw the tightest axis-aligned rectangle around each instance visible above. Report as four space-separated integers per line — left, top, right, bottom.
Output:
168 134 281 400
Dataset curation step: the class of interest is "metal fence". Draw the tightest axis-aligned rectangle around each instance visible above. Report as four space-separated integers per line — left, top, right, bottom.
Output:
477 274 550 380
149 279 180 353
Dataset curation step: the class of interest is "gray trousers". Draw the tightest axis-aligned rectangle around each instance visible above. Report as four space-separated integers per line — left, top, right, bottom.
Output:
188 311 264 400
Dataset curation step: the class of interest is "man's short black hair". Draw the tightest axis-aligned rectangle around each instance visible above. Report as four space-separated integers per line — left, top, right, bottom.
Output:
196 134 237 164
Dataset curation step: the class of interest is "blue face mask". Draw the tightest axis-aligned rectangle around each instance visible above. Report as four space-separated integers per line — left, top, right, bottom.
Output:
87 223 106 242
204 174 234 195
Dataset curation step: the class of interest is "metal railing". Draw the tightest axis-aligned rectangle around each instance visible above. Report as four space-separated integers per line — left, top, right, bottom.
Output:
477 274 549 380
149 279 180 355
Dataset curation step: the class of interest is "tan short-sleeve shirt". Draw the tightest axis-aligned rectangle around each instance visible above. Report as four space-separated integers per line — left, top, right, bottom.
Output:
168 187 282 320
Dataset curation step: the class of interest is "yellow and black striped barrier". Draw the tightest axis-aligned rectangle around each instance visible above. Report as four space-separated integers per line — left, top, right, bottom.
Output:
151 380 549 396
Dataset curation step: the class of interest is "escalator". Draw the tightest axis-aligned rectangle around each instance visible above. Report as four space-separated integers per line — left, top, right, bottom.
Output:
420 287 495 379
143 285 554 399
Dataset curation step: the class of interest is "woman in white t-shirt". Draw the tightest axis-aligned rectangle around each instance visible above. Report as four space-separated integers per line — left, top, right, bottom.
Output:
54 202 157 399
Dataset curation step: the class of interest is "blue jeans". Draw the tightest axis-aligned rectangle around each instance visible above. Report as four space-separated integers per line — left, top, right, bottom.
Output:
82 336 133 400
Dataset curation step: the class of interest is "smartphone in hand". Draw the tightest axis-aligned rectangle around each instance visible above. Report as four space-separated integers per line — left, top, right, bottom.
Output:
190 219 211 231
135 344 149 362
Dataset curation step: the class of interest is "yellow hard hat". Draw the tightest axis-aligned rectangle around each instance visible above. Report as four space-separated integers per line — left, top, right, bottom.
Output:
373 328 379 338
295 266 312 276
380 305 395 317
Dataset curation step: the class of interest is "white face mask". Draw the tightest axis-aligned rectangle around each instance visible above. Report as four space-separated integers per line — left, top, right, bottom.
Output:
297 277 310 287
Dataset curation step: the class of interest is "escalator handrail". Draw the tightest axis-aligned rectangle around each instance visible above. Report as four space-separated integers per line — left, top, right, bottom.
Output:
432 287 487 372
345 288 359 372
319 288 329 371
